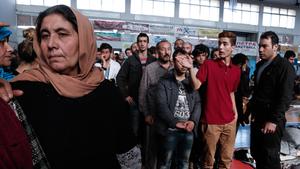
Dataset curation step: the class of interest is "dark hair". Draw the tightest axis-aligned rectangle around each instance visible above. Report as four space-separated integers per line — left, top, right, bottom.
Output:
99 43 112 53
156 39 170 50
192 44 210 58
174 38 184 49
218 31 236 46
173 48 188 61
137 32 149 43
260 31 279 45
284 50 296 59
210 48 218 59
149 46 157 55
175 38 184 43
17 39 37 63
125 48 131 53
35 5 78 43
232 53 248 65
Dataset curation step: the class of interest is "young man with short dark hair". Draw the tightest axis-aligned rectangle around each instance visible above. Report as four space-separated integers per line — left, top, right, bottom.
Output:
182 31 241 169
116 32 156 146
94 43 120 81
249 31 295 169
192 44 210 71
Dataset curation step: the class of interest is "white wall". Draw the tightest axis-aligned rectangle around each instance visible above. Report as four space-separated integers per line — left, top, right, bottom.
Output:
10 0 300 48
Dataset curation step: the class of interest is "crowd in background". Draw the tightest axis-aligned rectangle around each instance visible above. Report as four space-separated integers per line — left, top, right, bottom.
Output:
0 4 298 169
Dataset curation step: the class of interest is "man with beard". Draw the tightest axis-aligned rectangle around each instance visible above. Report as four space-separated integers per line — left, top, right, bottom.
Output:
131 42 139 55
174 38 184 50
0 22 14 80
139 40 173 169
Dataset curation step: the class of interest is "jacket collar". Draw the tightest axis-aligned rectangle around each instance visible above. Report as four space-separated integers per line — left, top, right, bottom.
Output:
259 54 281 67
166 69 190 85
133 51 154 63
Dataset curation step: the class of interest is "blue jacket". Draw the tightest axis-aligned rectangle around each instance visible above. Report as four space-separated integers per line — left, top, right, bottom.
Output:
155 69 201 136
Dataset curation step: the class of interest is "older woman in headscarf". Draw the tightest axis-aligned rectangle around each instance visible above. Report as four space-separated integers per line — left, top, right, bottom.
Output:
1 5 140 169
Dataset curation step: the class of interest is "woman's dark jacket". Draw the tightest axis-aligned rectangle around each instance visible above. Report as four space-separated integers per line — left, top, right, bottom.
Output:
11 80 136 169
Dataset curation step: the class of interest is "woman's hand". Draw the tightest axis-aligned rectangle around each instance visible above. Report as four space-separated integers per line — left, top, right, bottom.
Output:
0 78 23 102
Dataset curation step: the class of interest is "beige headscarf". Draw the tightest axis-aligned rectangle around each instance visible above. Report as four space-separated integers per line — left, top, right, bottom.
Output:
12 7 104 98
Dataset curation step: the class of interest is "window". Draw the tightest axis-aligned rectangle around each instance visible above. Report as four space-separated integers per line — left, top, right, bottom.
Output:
179 0 220 21
223 1 259 25
131 0 175 17
16 0 71 6
17 14 32 26
262 6 296 29
77 0 125 12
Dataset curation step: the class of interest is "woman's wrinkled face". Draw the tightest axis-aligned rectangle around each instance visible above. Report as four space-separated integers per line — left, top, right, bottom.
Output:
40 14 79 76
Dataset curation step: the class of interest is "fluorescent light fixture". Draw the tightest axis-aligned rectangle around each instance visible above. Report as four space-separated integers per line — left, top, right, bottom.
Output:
17 25 35 29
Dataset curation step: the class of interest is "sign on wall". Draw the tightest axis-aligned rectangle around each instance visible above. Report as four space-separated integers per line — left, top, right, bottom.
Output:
234 41 258 56
95 32 121 41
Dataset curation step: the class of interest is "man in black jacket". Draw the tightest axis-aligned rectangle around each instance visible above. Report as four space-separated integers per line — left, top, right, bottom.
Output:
116 33 156 155
249 31 295 169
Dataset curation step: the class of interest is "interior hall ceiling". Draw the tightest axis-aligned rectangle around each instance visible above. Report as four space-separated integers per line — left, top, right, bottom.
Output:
260 0 299 7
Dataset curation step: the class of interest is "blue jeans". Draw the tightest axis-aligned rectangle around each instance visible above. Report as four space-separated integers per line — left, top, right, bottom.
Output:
158 129 194 169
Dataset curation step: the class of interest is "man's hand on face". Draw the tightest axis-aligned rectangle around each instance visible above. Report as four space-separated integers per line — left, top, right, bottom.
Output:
100 55 109 70
178 55 193 69
0 78 23 102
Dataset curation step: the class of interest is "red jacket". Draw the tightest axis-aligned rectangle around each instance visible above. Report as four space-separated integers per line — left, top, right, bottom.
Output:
0 98 32 169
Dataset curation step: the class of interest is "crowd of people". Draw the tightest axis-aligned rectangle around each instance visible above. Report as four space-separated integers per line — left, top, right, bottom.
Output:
0 4 298 169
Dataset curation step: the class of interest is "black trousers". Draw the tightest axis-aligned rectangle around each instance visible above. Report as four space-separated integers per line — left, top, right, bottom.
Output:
250 120 284 169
